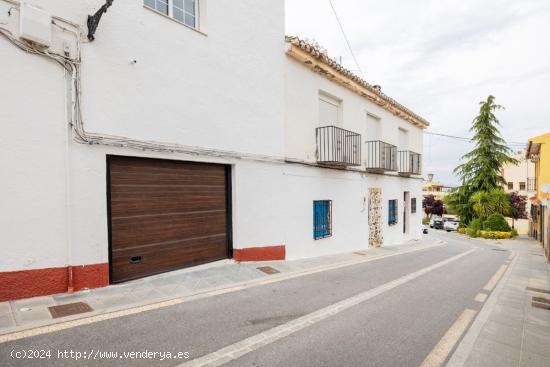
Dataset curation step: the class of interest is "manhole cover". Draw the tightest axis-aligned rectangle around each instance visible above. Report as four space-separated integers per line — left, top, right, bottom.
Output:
526 287 550 295
48 302 93 319
257 266 280 275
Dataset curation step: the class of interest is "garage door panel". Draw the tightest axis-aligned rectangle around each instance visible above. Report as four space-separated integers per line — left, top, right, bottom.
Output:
111 237 228 281
111 211 227 249
108 156 230 283
110 173 226 186
111 195 226 217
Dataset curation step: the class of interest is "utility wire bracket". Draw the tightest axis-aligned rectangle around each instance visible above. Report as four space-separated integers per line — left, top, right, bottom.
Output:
87 0 114 41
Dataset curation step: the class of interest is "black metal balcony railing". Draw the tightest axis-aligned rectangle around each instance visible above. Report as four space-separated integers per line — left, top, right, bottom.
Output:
316 126 361 166
527 177 537 191
398 150 422 175
365 140 397 172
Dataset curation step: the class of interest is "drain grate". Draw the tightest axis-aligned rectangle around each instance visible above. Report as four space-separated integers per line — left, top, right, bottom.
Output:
526 287 550 295
48 302 93 319
257 266 280 275
353 251 367 256
491 248 507 252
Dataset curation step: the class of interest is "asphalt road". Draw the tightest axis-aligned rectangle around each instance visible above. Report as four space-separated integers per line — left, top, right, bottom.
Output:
0 230 509 367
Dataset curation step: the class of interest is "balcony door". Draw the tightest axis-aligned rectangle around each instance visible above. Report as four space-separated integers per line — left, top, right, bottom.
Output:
319 93 340 126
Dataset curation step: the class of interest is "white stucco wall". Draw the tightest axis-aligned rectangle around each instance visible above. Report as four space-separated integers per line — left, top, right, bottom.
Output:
233 161 422 259
0 0 423 276
284 57 424 164
0 0 286 272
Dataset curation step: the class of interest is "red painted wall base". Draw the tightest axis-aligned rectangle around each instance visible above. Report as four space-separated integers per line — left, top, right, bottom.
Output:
0 263 109 302
233 245 286 262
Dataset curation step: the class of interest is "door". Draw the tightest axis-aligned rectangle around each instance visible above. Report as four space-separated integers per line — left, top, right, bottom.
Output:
403 191 410 234
108 156 231 283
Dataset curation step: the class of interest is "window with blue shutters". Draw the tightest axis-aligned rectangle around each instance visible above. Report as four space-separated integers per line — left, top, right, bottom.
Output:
411 198 417 213
388 199 398 225
313 200 332 239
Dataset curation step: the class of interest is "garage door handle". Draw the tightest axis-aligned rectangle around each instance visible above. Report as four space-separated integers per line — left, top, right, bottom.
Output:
129 256 142 264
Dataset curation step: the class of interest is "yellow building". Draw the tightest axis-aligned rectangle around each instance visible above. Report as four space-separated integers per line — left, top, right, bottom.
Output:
526 132 550 261
422 174 452 201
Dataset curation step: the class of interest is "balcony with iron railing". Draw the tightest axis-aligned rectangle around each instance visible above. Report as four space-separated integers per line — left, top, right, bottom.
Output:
364 140 397 172
316 126 361 166
398 150 422 175
527 177 537 191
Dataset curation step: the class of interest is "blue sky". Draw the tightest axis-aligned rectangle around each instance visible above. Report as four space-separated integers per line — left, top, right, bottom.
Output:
286 0 550 186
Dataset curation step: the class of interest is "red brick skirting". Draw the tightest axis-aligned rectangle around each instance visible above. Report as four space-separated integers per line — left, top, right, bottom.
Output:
0 263 109 301
233 245 286 262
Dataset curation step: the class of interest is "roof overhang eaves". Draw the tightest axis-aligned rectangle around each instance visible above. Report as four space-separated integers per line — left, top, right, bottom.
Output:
285 36 430 130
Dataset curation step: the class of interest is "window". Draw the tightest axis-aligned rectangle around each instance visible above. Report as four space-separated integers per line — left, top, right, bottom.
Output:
507 182 513 190
319 93 340 126
366 112 381 139
411 198 417 213
519 182 526 190
388 199 398 225
144 0 197 28
313 200 332 239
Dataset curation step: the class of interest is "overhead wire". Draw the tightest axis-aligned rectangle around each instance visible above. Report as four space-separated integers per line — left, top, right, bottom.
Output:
328 0 365 78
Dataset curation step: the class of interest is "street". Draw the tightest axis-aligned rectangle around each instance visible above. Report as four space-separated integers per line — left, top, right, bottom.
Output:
0 231 511 366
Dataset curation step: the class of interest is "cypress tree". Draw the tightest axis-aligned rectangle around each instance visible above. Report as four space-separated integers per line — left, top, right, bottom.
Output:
454 95 517 192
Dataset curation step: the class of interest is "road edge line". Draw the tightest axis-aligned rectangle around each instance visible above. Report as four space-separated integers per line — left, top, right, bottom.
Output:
445 251 517 367
420 308 477 367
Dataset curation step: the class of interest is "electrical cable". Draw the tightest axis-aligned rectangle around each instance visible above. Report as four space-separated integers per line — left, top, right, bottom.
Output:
425 131 527 147
328 0 365 78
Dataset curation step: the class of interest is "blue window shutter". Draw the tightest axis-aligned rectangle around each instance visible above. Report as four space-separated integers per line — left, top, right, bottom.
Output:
313 200 331 239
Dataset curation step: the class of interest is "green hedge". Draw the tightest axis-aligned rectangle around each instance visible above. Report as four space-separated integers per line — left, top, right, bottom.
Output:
483 214 511 232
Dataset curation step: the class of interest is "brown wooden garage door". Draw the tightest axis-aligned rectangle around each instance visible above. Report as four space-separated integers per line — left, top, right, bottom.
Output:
108 156 231 283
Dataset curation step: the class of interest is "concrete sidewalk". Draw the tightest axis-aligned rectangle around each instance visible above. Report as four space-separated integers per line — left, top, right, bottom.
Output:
448 235 550 367
0 239 438 337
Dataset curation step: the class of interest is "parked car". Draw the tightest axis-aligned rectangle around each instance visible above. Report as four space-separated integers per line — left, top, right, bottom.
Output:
444 219 460 232
433 218 444 230
429 216 442 228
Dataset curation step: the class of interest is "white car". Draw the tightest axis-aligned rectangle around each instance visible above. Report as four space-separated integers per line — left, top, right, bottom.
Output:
444 219 459 232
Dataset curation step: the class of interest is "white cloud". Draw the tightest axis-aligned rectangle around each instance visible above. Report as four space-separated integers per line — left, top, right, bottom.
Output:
286 0 550 185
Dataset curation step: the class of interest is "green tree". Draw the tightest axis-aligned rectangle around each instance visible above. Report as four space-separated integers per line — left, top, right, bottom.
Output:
454 95 518 192
444 183 474 224
469 189 511 219
490 189 511 216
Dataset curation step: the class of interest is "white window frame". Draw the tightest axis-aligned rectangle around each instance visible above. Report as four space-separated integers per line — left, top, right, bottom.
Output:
144 0 199 29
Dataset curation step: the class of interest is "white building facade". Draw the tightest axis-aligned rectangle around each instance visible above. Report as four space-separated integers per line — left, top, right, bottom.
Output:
0 0 428 301
501 152 536 234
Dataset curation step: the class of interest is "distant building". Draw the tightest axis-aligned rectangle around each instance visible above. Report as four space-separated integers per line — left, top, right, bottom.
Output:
526 133 550 261
422 174 453 201
500 151 536 234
